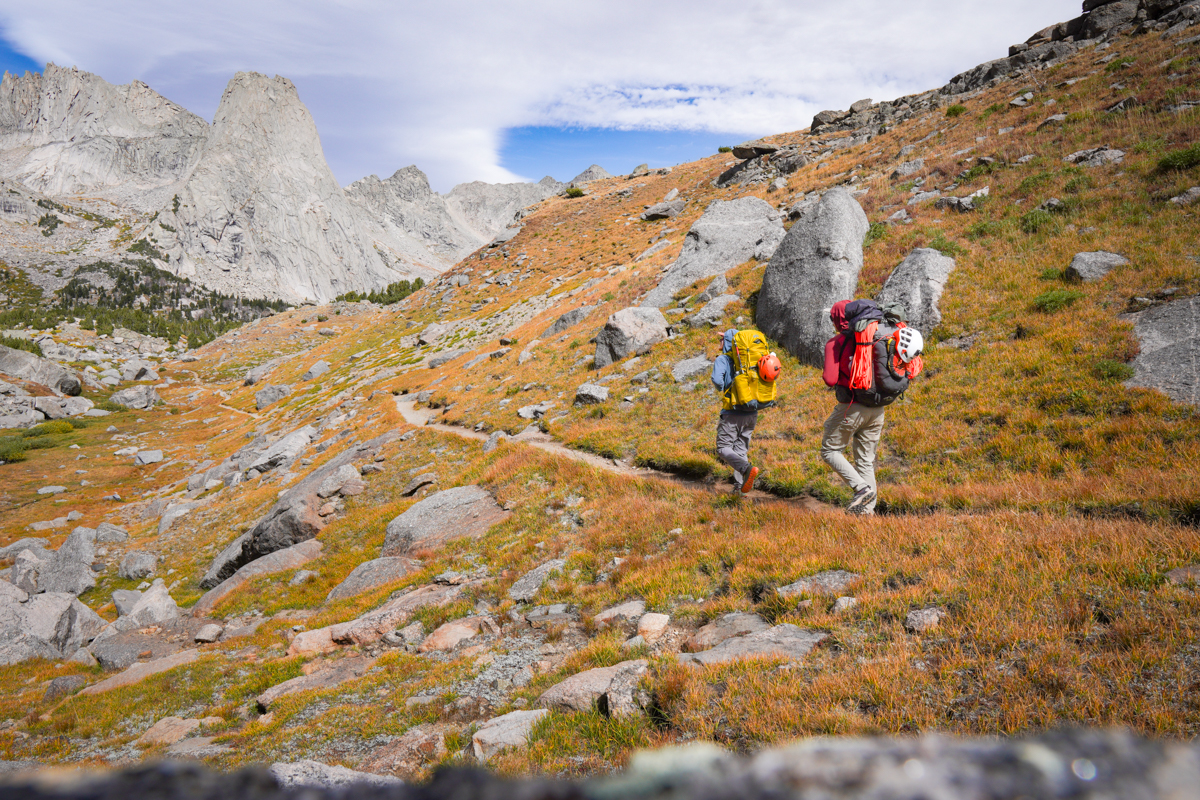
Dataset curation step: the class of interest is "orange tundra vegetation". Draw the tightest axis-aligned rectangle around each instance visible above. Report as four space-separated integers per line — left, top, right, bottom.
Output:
0 24 1198 779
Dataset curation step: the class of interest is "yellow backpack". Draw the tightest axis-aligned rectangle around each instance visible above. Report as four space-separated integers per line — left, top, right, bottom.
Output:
722 329 778 412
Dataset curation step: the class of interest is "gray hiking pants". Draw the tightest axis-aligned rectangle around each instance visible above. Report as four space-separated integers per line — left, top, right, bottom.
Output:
716 411 757 485
821 402 886 512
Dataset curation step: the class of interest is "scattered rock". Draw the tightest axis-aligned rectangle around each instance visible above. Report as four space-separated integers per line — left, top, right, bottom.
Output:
544 305 597 338
891 158 925 179
640 200 685 221
777 569 862 598
108 384 160 409
905 607 946 633
1126 296 1200 407
359 726 447 780
758 187 869 367
194 623 223 643
517 401 555 419
302 361 330 381
594 307 671 368
118 551 156 580
876 248 956 332
637 613 670 644
111 589 142 617
382 486 509 556
417 615 498 652
401 473 437 496
832 596 859 613
732 140 779 159
316 464 363 498
574 383 609 405
671 356 711 383
255 384 292 410
471 709 549 761
538 659 648 714
594 600 646 630
95 523 128 543
326 557 419 602
1063 146 1125 167
678 624 828 666
1169 187 1200 206
137 716 207 747
43 674 87 702
684 294 740 328
685 611 770 652
508 559 566 602
1065 251 1128 282
483 431 508 453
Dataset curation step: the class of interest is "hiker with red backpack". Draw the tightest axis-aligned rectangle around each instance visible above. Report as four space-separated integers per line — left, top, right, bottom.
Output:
821 299 923 514
711 328 781 495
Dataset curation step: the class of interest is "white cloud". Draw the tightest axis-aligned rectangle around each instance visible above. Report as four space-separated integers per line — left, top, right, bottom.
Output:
0 0 1082 190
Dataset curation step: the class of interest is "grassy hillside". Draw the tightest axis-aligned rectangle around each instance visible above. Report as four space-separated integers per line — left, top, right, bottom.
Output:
0 26 1197 779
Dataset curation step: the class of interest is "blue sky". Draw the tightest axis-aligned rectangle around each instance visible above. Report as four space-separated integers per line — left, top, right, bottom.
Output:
0 1 1083 192
0 37 38 76
499 126 751 184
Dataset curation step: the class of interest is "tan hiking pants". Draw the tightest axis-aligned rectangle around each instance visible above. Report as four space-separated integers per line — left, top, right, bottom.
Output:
821 402 886 512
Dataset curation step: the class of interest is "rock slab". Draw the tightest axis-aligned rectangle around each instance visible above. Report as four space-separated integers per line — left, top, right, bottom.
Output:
382 486 508 556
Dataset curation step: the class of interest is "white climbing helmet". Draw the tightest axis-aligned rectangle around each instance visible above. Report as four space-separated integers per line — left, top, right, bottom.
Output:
896 327 924 362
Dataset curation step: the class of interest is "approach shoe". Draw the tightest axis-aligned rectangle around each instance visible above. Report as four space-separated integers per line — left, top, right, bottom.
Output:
847 486 876 514
741 466 760 494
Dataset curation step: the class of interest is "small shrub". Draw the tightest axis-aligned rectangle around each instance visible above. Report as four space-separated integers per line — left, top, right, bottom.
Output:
37 213 60 236
863 222 888 248
1105 56 1135 73
1032 288 1084 313
1038 267 1063 281
1020 209 1056 234
717 146 732 153
1158 142 1200 171
565 187 585 198
25 420 74 437
92 399 125 412
1018 172 1053 193
1064 174 1094 194
979 102 1006 120
602 292 615 302
316 314 329 322
928 232 965 257
1094 359 1135 382
966 220 1001 240
945 104 967 118
0 335 42 356
0 437 27 463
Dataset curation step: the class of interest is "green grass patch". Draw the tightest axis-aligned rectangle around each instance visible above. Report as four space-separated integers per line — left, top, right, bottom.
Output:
1031 288 1085 313
1093 359 1135 382
945 104 967 118
1158 142 1200 171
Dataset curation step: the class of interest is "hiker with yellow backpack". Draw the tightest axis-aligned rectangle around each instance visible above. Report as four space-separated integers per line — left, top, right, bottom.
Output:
711 328 781 495
821 299 924 514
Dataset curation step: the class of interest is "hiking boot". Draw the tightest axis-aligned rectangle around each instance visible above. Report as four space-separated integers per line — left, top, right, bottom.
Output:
847 486 876 513
741 466 760 494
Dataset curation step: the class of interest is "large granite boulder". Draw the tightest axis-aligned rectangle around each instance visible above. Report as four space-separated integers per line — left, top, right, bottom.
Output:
641 197 785 308
0 345 81 395
201 433 393 587
382 485 509 556
876 248 956 332
544 305 597 338
1082 0 1139 38
1065 251 1128 282
1126 296 1200 407
593 307 671 369
0 589 104 665
37 526 97 596
757 188 869 367
255 384 292 411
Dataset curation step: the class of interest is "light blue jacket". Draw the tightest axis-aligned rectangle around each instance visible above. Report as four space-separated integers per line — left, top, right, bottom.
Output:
710 328 737 391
